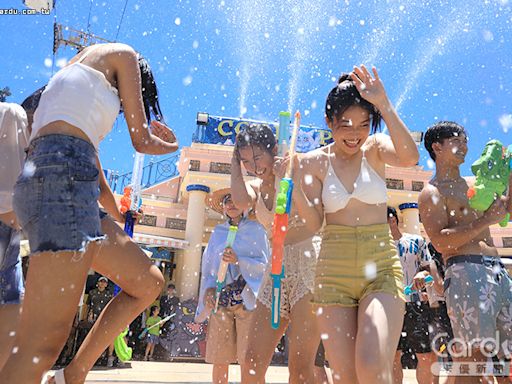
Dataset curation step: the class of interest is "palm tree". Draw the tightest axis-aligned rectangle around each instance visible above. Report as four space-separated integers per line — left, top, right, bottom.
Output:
0 87 11 102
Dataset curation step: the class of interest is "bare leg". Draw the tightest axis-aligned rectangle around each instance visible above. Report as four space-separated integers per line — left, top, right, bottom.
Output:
0 304 21 370
416 352 437 384
213 364 229 384
241 303 289 384
0 249 95 384
287 294 320 384
144 343 151 360
355 293 404 384
62 217 164 383
393 351 403 384
317 305 358 383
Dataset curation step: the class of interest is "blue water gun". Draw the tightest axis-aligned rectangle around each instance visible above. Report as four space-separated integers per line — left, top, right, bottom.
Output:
404 275 434 296
270 111 300 329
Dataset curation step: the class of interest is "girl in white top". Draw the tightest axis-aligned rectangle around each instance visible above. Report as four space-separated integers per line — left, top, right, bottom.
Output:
0 43 178 384
231 124 321 384
293 66 419 383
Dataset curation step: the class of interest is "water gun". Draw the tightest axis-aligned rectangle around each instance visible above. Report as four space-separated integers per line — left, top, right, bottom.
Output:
466 140 512 227
113 328 132 362
270 111 300 329
213 225 238 312
195 225 239 323
138 313 176 339
404 275 434 296
119 152 144 235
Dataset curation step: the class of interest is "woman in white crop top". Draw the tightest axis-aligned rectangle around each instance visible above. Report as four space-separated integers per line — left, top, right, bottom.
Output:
230 124 322 384
1 43 178 384
292 66 419 384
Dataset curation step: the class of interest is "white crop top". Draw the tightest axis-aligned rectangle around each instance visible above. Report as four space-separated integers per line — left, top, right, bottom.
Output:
31 45 120 149
322 146 388 213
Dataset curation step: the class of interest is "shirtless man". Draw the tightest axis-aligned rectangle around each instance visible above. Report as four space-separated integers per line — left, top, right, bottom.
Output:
418 121 512 384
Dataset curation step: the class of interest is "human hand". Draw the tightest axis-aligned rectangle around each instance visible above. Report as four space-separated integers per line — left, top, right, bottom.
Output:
273 153 299 180
222 247 238 264
231 149 242 171
483 195 509 225
204 288 216 309
411 271 431 292
151 120 177 143
350 65 389 110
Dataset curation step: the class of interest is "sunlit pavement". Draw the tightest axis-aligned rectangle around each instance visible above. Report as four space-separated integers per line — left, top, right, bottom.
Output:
74 361 421 383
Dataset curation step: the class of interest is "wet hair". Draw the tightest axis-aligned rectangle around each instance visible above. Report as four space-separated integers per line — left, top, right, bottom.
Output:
21 85 46 131
424 121 466 161
387 206 399 224
234 123 276 157
150 305 159 315
138 55 164 124
325 73 382 134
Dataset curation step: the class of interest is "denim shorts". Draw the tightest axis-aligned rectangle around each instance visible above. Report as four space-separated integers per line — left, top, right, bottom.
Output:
147 334 160 345
12 134 105 255
0 220 24 305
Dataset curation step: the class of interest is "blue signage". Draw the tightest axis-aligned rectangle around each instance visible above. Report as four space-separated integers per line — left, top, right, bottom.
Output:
196 115 333 153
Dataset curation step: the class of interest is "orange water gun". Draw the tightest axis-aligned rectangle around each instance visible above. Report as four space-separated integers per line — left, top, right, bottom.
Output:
270 111 300 329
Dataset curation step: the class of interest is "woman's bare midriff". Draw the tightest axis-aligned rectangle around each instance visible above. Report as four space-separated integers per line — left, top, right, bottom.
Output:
325 200 387 227
32 121 93 145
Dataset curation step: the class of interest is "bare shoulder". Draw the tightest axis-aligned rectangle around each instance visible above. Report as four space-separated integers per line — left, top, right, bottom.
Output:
103 43 137 64
418 181 449 215
362 134 382 159
419 182 439 203
299 146 329 176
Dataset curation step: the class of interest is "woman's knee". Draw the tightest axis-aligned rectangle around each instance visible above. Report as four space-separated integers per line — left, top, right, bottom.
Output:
124 266 164 300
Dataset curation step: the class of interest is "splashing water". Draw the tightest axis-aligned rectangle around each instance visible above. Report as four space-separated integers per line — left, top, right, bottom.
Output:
394 2 481 115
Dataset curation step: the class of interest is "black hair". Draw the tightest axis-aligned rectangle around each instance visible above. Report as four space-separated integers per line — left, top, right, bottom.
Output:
21 85 46 131
424 121 466 161
325 73 382 134
234 123 276 157
138 56 164 124
21 85 45 113
167 283 175 289
387 206 399 223
150 305 159 315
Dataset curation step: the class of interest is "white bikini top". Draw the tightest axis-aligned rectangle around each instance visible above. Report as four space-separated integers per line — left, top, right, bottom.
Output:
31 45 121 149
322 145 388 213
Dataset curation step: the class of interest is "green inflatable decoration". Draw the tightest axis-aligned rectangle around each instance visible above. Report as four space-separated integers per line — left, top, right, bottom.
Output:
114 328 132 362
467 140 512 227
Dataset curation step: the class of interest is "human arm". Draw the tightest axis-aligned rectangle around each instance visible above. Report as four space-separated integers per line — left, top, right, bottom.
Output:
351 65 419 167
418 185 508 254
97 156 125 223
290 153 325 233
113 47 178 155
230 150 257 210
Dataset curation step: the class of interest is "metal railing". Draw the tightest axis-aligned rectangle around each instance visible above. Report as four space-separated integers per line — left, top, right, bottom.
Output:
106 152 180 194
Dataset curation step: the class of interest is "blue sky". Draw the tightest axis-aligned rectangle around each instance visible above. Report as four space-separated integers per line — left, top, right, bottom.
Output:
1 0 511 176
